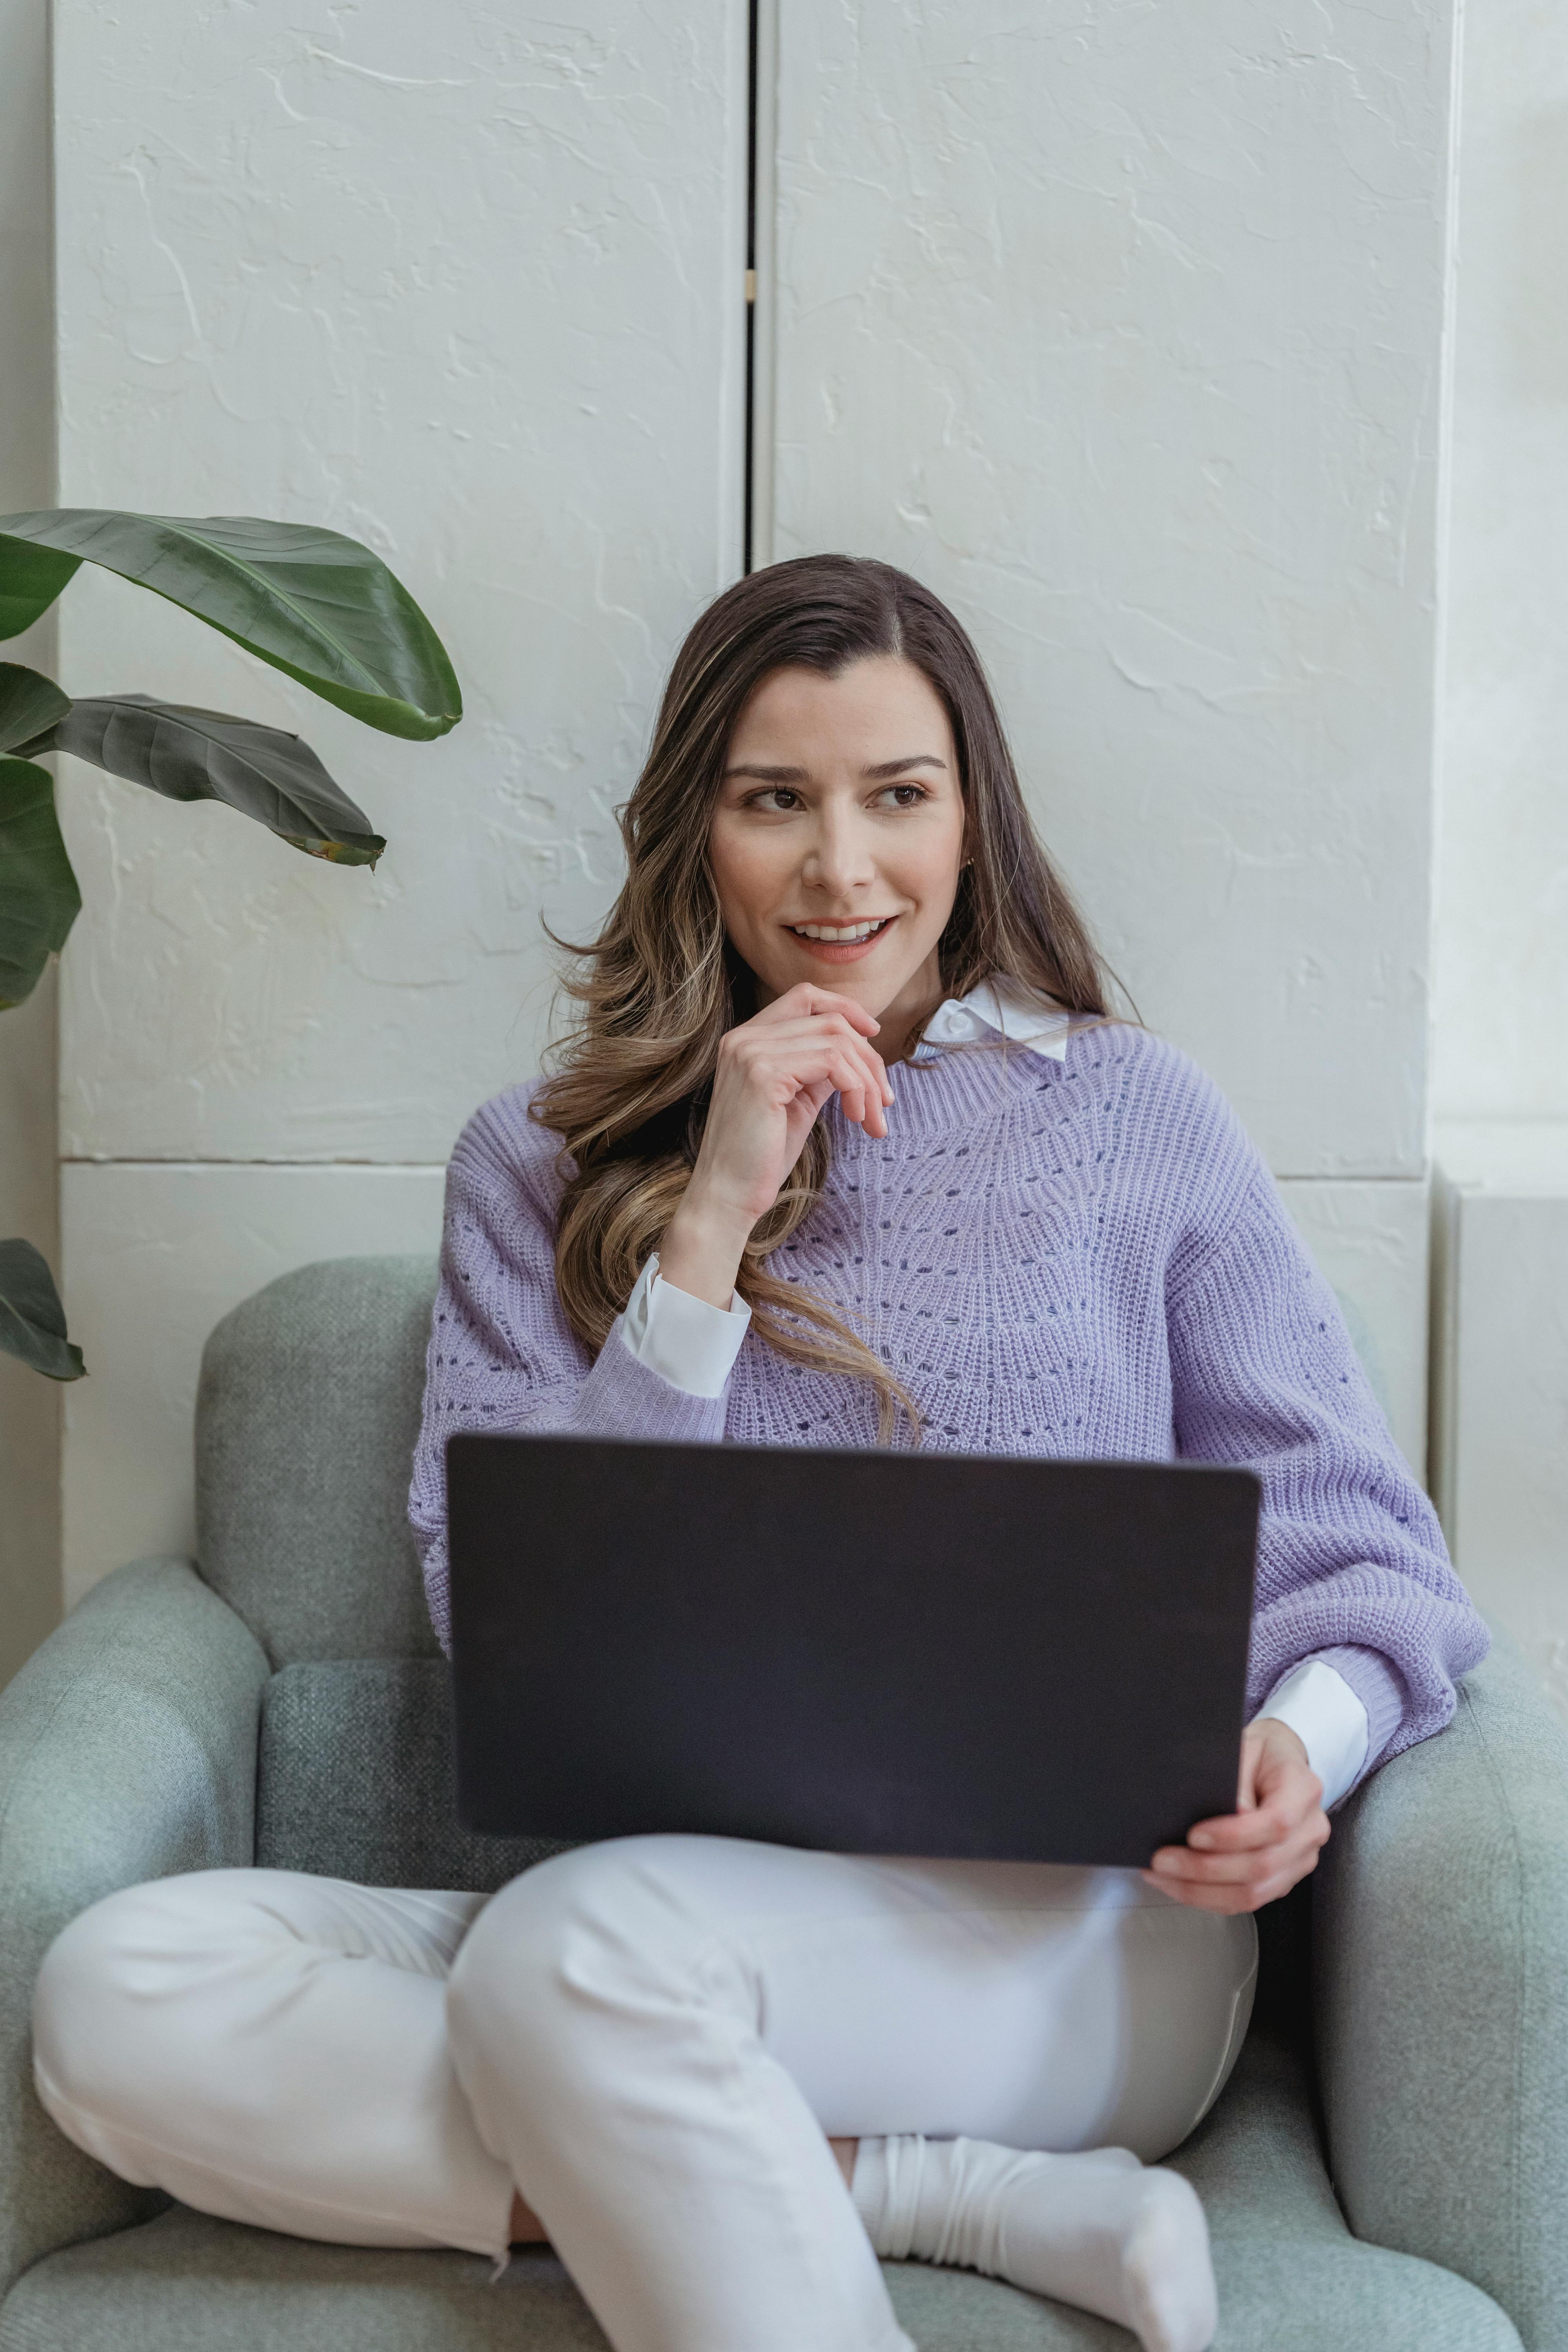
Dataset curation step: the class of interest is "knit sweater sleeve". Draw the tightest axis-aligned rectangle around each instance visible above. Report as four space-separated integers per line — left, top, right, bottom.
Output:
408 1091 726 1652
1166 1164 1488 1786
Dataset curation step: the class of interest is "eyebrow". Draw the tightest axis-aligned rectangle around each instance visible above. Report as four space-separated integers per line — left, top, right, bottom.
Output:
722 753 949 782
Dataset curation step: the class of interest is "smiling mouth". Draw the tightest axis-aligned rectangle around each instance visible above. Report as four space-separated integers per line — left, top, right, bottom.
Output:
787 916 897 943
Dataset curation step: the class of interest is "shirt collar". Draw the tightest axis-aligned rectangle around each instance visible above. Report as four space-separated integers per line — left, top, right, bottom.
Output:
913 975 1073 1063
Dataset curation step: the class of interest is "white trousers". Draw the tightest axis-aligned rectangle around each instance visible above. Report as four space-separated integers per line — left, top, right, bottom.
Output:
33 1837 1257 2352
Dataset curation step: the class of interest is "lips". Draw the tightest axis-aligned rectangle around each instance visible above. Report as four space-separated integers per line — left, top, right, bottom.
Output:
788 916 895 943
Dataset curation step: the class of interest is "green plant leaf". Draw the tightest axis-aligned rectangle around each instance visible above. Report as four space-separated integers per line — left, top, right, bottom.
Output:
0 757 81 1007
47 695 386 865
0 662 72 754
0 510 462 742
0 1237 85 1380
0 536 80 640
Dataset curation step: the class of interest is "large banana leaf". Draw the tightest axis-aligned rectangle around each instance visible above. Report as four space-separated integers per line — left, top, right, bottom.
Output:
36 695 385 865
0 1238 85 1380
0 510 462 742
0 757 81 1007
0 662 71 753
0 539 80 641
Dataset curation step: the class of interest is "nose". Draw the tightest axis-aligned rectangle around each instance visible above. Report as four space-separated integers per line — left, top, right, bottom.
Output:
800 802 875 904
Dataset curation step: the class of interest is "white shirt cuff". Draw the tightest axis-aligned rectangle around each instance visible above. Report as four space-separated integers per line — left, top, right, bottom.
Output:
1252 1660 1370 1811
618 1252 751 1400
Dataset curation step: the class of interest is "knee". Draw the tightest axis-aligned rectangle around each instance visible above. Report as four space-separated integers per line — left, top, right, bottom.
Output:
448 1837 744 2076
33 1882 164 2127
33 1871 258 2127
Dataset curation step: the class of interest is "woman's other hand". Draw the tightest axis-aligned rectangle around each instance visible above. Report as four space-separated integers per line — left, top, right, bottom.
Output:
1142 1719 1330 1915
658 984 894 1309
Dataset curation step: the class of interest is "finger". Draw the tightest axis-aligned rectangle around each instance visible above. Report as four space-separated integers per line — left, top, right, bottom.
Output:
809 987 880 1036
784 985 880 1035
753 984 853 1029
1152 1835 1316 1891
1152 1813 1327 1878
731 1031 869 1099
749 1011 892 1083
815 1042 886 1121
764 1016 893 1098
1184 1774 1323 1851
1142 1866 1307 1916
848 1041 893 1132
1147 1824 1326 1888
832 1051 890 1133
1147 1832 1324 1893
783 1078 835 1136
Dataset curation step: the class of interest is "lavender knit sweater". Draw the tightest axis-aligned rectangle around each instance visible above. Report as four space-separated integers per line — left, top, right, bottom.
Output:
410 1024 1487 1784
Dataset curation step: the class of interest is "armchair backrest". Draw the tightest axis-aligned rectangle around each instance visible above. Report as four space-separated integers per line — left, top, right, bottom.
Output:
195 1256 441 1666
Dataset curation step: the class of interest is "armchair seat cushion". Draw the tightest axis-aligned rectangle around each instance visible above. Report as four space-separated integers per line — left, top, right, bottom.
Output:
0 2031 1519 2352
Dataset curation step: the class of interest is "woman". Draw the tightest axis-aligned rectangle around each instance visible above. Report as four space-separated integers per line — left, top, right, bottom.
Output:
33 557 1485 2352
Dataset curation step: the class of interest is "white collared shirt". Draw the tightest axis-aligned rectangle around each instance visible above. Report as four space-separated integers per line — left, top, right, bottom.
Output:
914 974 1073 1061
619 975 1369 1806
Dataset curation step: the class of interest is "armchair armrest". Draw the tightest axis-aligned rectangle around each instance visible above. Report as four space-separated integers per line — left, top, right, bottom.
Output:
1315 1630 1568 2351
0 1557 269 2296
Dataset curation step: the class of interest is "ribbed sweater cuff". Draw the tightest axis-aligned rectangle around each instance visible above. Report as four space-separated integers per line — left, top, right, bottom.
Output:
1303 1643 1407 1785
570 1311 729 1443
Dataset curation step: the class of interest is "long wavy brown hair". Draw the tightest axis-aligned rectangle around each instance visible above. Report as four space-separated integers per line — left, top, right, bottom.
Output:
532 554 1113 1437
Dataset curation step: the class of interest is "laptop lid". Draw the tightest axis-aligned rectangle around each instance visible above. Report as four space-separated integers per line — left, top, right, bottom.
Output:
448 1434 1259 1868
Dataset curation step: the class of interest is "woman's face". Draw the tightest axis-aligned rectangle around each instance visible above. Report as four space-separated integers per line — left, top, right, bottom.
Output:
709 655 967 1045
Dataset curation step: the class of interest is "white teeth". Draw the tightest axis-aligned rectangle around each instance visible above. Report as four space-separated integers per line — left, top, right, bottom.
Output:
791 918 891 942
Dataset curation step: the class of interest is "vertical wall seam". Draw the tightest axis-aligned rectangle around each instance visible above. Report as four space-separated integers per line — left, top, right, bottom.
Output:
747 0 779 572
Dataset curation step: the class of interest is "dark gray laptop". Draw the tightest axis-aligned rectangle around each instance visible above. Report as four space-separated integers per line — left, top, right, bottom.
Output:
447 1434 1259 1868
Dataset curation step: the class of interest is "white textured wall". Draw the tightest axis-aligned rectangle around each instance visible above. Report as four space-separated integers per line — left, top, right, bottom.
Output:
764 0 1457 1439
1434 0 1568 1124
0 0 62 1682
1432 1128 1568 1715
767 0 1451 1178
56 0 749 1164
61 1163 445 1597
54 0 749 1599
1426 3 1568 1691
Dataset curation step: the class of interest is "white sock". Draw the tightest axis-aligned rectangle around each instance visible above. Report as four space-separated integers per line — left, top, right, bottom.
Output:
851 2134 1216 2352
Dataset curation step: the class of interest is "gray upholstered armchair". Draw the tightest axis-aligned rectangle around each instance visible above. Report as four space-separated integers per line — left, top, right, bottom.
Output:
1 1257 1565 2350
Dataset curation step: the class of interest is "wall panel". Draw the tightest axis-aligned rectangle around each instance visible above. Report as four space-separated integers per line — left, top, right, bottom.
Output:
54 1 750 1165
766 0 1454 1182
1434 0 1568 1124
1432 1131 1568 1718
61 1163 445 1607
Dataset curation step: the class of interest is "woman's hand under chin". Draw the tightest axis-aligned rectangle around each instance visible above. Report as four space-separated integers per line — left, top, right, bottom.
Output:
1142 1718 1331 1915
657 983 895 1311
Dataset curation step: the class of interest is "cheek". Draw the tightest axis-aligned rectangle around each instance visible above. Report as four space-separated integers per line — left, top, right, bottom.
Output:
708 824 779 939
901 814 966 911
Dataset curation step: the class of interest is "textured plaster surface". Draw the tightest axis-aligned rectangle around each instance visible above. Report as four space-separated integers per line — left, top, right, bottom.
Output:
768 0 1453 1178
1432 1138 1568 1721
60 1161 445 1606
53 0 749 1163
1434 0 1568 1121
0 0 62 1682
